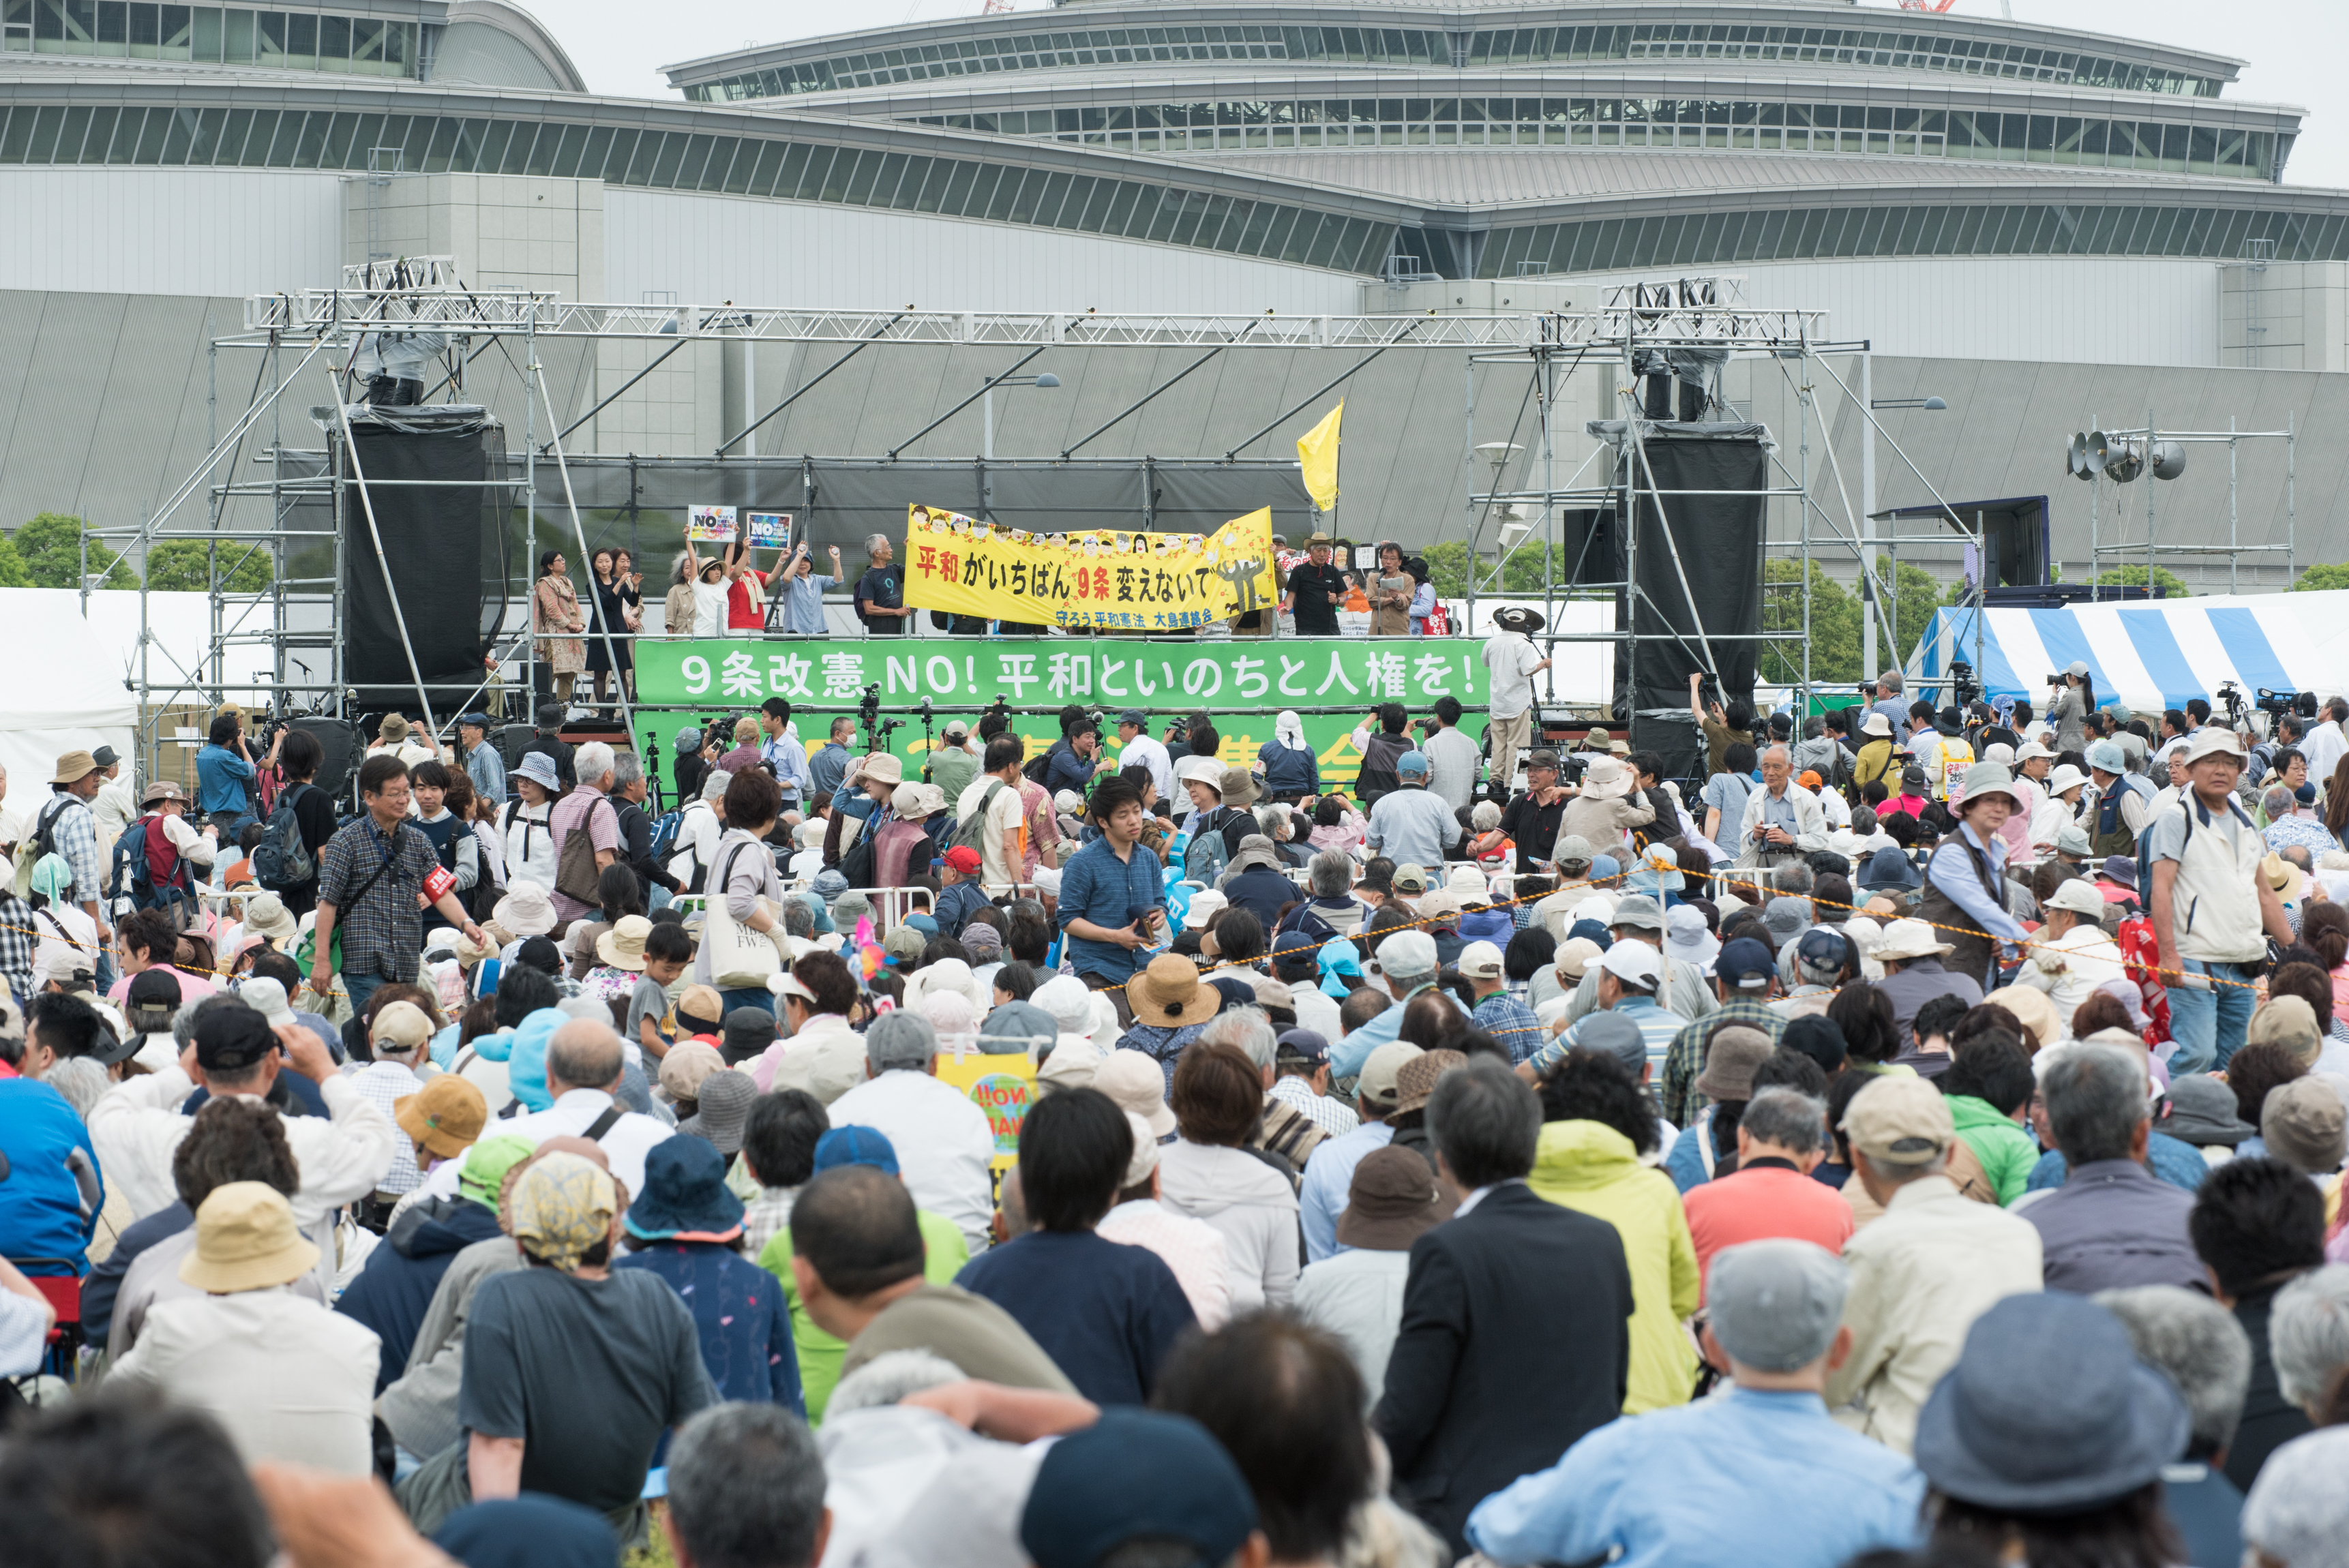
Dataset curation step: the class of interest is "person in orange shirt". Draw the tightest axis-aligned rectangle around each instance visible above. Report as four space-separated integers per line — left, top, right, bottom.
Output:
1681 1084 1856 1293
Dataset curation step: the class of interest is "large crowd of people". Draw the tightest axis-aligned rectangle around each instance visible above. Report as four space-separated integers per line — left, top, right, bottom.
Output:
5 619 2349 1568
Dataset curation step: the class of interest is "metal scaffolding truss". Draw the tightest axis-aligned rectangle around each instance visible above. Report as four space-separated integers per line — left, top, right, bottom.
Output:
2084 414 2295 597
1457 275 1987 714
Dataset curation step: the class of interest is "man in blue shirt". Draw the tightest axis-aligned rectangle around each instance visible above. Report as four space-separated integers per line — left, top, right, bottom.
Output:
0 1058 105 1275
194 712 260 836
455 714 505 806
807 717 856 801
1330 929 1462 1081
1364 752 1458 871
1054 777 1164 991
1043 721 1111 799
1467 1239 1923 1568
781 542 843 635
759 699 813 817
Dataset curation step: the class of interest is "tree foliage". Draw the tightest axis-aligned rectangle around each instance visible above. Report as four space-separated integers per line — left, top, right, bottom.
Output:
2294 563 2349 592
1761 558 1863 684
145 540 273 593
11 513 134 589
0 538 31 589
1420 539 1563 598
2090 564 2191 599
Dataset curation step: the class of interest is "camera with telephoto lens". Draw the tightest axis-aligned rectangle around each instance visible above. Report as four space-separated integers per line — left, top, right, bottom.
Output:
2217 680 2249 728
856 683 882 729
1948 661 1981 706
2256 687 2318 720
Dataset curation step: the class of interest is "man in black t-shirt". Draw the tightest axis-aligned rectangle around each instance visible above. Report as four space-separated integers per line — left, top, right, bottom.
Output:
1283 534 1349 637
854 534 910 635
1497 748 1570 874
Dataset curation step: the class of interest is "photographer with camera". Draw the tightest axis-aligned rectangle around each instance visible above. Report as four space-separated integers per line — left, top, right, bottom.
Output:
1686 673 1754 777
2048 662 2095 753
1731 745 1826 871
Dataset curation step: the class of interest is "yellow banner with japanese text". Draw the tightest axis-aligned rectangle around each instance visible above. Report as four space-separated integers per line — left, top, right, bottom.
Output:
901 504 1278 631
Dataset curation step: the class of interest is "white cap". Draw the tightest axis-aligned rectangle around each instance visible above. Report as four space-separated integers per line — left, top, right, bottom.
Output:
1182 889 1227 931
1457 940 1506 980
1598 939 1662 991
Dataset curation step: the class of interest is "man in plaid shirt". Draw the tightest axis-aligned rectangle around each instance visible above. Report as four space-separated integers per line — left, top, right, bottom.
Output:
310 755 488 1014
1460 941 1546 1066
0 887 33 1007
24 751 109 990
1658 936 1786 1126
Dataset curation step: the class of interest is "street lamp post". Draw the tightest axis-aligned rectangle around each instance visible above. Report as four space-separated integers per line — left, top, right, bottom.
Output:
981 370 1060 519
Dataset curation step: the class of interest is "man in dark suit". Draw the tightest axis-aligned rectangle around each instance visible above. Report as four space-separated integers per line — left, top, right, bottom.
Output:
1375 1058 1634 1557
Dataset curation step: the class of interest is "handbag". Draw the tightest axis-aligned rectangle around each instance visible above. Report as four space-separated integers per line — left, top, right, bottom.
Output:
701 841 783 990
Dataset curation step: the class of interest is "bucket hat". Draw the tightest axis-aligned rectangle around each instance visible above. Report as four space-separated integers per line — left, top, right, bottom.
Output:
395 1075 489 1162
2154 1074 2258 1148
678 1069 757 1159
513 751 563 794
492 881 558 937
179 1181 319 1293
48 749 98 786
1693 1026 1773 1102
1334 1146 1455 1250
1390 1048 1465 1117
240 892 299 948
1913 1293 2190 1511
1873 918 1954 962
624 1134 747 1241
1094 1048 1177 1137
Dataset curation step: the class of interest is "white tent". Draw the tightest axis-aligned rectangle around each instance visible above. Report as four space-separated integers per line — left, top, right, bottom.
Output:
0 588 273 828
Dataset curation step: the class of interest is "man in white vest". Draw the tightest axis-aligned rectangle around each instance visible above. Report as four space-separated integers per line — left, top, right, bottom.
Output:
2146 727 2293 1074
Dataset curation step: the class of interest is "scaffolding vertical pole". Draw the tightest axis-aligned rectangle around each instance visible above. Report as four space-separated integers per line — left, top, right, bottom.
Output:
1858 348 1876 678
1463 351 1475 626
524 300 539 718
2146 407 2157 594
1798 338 1812 706
2229 417 2239 596
2288 412 2297 588
1620 335 1637 719
1540 331 1556 701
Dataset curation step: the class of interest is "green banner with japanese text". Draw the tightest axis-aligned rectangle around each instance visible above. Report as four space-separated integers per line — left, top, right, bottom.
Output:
629 635 1487 796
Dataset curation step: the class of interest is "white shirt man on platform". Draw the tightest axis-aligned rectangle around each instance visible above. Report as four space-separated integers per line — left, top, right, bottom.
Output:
1480 606 1551 798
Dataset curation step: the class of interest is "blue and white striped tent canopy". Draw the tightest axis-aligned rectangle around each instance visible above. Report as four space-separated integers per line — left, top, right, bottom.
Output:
1904 592 2349 712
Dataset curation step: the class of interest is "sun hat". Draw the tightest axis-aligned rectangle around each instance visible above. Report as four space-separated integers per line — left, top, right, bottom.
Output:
1357 1041 1424 1115
657 1040 725 1104
512 751 563 795
2182 727 2247 764
1913 1293 2190 1511
857 753 906 787
237 892 299 950
1225 836 1284 877
1493 604 1545 633
370 999 435 1055
1580 755 1634 800
1175 755 1225 792
1020 1408 1258 1568
1094 1048 1178 1138
138 779 189 810
1608 894 1666 933
813 1124 900 1176
625 1134 747 1242
1859 711 1894 738
2042 763 2089 798
1953 761 2024 813
509 1152 620 1271
1983 984 2063 1048
1873 917 1954 962
1218 767 1261 807
2085 738 2129 774
1335 1145 1455 1250
1840 1073 1956 1164
1552 936 1604 982
593 914 653 971
492 881 558 937
1390 1048 1465 1117
1707 1239 1849 1373
1663 904 1719 969
893 781 946 821
2262 1076 2348 1175
1456 940 1506 980
1180 888 1228 933
2155 1074 2259 1148
395 1075 488 1162
678 1070 757 1160
1693 1026 1773 1102
48 749 98 786
1118 1109 1163 1189
1034 974 1097 1036
177 1181 319 1293
2042 879 2108 918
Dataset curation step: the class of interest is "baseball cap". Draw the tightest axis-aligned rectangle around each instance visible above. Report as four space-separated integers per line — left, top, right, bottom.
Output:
1274 1028 1329 1065
1553 936 1602 981
1390 863 1429 894
1792 926 1849 987
1374 929 1438 980
1358 1041 1424 1114
1456 940 1506 980
1840 1074 1956 1164
370 999 434 1053
1118 708 1148 728
125 969 184 1031
1551 833 1594 867
942 845 983 875
1396 751 1429 778
1574 1011 1649 1076
1270 927 1322 978
1527 748 1562 772
194 1005 277 1073
2042 879 2108 917
458 712 493 729
1021 1408 1257 1568
1597 939 1662 991
1714 936 1778 991
812 1125 901 1176
1707 1239 1849 1373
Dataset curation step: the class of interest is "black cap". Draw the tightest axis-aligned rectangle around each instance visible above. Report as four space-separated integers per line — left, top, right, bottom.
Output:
536 701 566 728
126 969 184 1014
515 936 564 976
194 1006 276 1073
720 1008 777 1066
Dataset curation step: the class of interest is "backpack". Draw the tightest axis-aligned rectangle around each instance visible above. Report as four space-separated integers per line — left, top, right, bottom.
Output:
121 814 194 911
1021 747 1056 786
250 783 318 892
13 796 72 901
949 781 1005 857
648 806 687 865
1185 809 1234 885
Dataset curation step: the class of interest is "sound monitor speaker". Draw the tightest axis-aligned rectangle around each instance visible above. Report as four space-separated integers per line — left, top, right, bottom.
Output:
1615 431 1765 719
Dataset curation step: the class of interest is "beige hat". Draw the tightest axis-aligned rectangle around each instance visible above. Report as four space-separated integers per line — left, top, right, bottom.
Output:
2183 727 2247 765
658 1040 725 1103
768 1031 869 1104
1693 1025 1772 1101
892 780 947 821
48 749 98 786
179 1181 319 1293
595 914 653 971
2042 879 2108 918
378 713 410 743
1445 865 1492 903
1390 862 1430 895
1094 1049 1176 1137
1391 1049 1465 1117
1983 984 2062 1049
1175 755 1226 791
2263 1076 2348 1175
1127 953 1222 1029
854 753 905 787
1457 940 1506 980
1357 1040 1424 1115
240 892 299 948
1840 1074 1956 1164
1859 711 1894 738
1579 755 1634 800
2247 994 2323 1068
1415 888 1463 924
492 881 558 937
1553 935 1603 981
1120 1109 1163 1188
370 999 435 1053
1874 918 1954 962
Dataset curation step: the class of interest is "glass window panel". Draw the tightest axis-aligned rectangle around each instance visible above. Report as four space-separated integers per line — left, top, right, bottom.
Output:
125 1 152 44
289 105 329 166
94 0 120 43
469 117 511 172
86 106 124 161
642 130 685 186
235 107 279 165
932 157 975 214
319 12 347 62
284 9 312 61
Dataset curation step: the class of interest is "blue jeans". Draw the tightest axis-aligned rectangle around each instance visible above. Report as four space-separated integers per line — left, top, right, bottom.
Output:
2167 959 2256 1074
344 970 388 1016
717 987 773 1018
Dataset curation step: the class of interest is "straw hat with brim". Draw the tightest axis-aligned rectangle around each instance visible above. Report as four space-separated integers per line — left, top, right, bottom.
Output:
596 914 653 971
493 882 558 937
395 1074 489 1162
1336 1146 1456 1250
1128 954 1223 1029
1694 1027 1774 1102
1390 1049 1465 1117
179 1181 319 1293
1913 1293 2190 1512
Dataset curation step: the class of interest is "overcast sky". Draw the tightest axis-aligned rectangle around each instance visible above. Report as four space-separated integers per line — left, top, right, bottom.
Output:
529 0 2349 192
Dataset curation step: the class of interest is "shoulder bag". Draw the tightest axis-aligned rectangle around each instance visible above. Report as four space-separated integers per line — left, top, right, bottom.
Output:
701 840 784 990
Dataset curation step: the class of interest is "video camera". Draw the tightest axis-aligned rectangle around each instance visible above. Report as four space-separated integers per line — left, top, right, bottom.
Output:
1947 660 1981 706
2257 687 2319 721
856 682 882 728
2217 680 2249 729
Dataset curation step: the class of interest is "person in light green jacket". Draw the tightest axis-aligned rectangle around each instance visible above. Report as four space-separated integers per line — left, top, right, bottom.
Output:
1939 1033 2042 1207
1525 1052 1701 1413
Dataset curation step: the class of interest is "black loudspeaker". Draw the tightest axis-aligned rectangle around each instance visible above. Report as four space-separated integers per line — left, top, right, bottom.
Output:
340 405 509 714
288 719 363 800
1616 431 1764 717
491 723 537 772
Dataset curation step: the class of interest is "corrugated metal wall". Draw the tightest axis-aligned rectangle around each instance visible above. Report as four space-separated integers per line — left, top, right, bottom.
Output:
0 168 344 298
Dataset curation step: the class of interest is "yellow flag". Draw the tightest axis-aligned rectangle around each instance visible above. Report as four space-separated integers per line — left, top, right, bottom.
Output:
1296 400 1343 512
